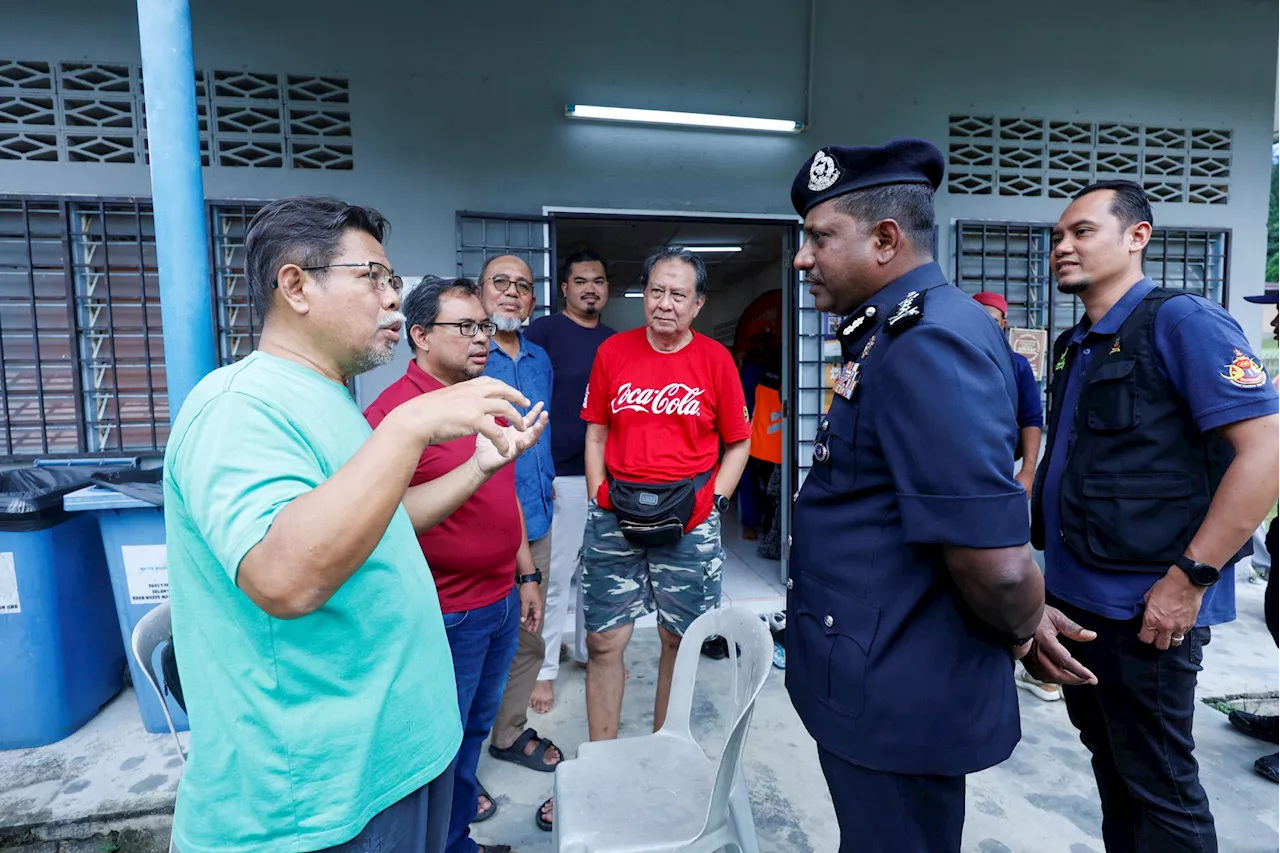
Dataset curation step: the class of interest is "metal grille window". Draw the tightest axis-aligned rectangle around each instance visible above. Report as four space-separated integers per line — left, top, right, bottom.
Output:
210 203 264 364
954 221 1230 359
456 213 552 320
0 199 79 457
69 201 168 452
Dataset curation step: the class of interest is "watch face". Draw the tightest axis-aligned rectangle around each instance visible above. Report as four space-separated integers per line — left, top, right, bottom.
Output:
1192 564 1218 586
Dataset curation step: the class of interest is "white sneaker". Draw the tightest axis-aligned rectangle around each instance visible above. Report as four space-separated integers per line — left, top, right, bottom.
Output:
1015 667 1062 702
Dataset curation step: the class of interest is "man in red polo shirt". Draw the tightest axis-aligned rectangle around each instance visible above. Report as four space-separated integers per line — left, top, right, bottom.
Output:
581 247 751 740
365 276 546 853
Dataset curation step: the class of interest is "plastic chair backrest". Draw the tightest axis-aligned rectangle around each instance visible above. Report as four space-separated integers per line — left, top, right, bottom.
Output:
661 608 773 834
130 601 186 763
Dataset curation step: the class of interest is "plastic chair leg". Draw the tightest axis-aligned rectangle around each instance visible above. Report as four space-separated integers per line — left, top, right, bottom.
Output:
729 765 759 853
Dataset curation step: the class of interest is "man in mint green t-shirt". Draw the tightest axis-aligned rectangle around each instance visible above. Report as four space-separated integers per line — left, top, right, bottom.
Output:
164 196 546 853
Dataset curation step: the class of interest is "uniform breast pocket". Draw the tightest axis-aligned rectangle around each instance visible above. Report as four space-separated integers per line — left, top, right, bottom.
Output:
789 574 880 719
1087 358 1138 432
811 399 860 494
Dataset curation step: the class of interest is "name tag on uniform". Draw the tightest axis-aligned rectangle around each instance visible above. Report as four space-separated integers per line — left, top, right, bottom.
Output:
832 361 860 400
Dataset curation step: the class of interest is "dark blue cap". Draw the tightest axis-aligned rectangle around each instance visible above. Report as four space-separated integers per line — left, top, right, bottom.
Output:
791 138 945 216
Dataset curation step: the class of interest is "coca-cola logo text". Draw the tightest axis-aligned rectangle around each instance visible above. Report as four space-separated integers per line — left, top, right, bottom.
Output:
611 382 706 416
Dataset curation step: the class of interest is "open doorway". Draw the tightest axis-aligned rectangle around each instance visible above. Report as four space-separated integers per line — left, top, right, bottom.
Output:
548 211 796 614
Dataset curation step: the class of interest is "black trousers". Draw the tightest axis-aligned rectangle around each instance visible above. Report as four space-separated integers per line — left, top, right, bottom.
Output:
1051 594 1216 853
817 745 965 853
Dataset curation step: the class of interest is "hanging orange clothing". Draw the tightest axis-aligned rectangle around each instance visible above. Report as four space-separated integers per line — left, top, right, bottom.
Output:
750 383 783 464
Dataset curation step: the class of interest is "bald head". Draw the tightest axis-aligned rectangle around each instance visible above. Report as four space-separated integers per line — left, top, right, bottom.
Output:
479 254 536 332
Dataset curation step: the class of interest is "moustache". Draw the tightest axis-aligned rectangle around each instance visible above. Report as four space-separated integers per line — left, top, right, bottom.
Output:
378 311 406 331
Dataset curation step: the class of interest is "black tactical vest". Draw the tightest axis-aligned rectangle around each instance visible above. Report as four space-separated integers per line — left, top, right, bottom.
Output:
1031 288 1250 572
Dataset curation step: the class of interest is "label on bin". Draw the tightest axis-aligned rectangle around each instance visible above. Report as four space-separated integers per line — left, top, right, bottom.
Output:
0 552 17 613
122 544 169 604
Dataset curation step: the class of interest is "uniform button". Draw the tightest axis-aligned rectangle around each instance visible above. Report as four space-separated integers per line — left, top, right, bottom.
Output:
824 615 834 628
786 578 794 590
820 418 829 430
1083 348 1091 355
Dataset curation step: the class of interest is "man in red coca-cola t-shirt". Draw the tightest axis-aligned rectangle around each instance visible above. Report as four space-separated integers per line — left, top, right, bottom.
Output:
579 246 751 745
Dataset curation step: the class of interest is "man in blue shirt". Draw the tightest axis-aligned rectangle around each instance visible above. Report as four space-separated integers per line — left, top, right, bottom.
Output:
477 255 563 787
972 291 1044 496
525 252 616 713
1029 180 1280 852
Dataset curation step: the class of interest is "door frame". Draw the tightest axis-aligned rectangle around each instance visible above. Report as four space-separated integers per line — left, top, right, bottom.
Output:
543 205 802 582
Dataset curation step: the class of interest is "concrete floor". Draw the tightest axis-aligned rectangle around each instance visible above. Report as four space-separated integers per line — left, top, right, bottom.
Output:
2 556 1277 851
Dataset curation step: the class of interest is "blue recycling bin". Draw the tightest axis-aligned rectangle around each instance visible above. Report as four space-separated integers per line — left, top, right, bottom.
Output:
64 484 189 735
0 474 126 750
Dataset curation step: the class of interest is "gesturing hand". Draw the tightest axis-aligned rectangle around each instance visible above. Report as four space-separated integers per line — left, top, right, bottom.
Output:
405 377 531 454
473 404 549 475
1022 606 1099 686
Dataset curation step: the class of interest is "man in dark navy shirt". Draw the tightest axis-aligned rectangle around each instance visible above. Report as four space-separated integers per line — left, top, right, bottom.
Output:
973 291 1044 496
786 139 1058 853
524 251 615 714
1030 180 1280 852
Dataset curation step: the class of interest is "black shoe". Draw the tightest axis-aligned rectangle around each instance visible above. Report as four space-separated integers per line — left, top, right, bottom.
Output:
701 636 729 659
1229 710 1280 743
1255 752 1279 783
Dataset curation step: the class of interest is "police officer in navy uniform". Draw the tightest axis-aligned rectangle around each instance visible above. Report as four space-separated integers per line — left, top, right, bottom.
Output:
786 139 1077 852
1029 181 1280 852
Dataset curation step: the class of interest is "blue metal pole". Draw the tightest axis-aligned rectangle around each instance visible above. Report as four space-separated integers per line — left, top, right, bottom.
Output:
136 0 215 419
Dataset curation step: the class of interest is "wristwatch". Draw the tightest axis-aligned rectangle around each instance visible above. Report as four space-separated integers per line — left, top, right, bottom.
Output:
713 494 730 514
1174 555 1220 587
516 570 544 585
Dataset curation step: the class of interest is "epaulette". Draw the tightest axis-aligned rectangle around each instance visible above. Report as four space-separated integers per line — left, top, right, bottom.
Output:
885 289 925 335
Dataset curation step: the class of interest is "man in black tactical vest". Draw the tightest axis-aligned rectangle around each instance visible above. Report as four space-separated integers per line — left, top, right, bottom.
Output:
1026 180 1280 852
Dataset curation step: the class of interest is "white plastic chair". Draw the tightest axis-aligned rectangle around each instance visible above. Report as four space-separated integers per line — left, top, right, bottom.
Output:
131 600 186 764
554 607 773 853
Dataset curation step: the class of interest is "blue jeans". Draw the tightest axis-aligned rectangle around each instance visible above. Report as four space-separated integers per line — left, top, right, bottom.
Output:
315 760 454 853
443 587 521 853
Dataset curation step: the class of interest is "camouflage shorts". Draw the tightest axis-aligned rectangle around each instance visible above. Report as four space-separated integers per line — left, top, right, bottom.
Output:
580 501 725 636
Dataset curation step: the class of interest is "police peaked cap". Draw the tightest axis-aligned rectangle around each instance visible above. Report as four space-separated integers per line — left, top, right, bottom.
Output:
791 138 945 216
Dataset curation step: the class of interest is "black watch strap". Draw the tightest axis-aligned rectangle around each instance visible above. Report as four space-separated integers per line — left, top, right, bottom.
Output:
1173 555 1220 587
516 570 543 585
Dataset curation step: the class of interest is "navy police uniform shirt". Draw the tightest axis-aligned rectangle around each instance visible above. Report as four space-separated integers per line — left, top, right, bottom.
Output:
1040 277 1279 625
786 261 1031 777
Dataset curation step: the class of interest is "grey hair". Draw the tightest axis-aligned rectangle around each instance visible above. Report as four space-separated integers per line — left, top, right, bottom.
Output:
642 246 708 298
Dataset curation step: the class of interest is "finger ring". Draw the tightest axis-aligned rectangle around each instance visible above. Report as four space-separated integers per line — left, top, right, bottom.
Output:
1171 633 1185 645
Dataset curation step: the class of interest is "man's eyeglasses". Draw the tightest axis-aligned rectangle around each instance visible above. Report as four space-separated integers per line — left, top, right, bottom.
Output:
431 320 498 337
291 261 403 295
487 274 535 296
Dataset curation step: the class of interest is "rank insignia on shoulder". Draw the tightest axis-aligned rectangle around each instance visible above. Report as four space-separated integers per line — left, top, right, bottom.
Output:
885 290 924 334
841 305 877 338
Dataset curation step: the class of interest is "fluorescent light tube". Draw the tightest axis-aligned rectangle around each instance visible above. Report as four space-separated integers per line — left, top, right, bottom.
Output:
682 246 742 253
566 104 803 134
624 290 645 298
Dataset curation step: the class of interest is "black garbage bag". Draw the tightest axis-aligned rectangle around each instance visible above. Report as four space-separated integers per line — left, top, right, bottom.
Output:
89 468 163 507
0 467 98 532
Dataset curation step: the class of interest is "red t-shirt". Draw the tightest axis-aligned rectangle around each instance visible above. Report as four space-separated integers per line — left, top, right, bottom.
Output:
364 360 519 614
582 329 750 531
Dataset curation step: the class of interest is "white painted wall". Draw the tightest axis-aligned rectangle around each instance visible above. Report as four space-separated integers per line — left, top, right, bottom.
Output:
2 0 1275 402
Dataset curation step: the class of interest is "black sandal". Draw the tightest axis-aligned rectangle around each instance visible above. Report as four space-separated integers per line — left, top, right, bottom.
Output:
488 728 561 772
536 797 553 832
473 783 497 823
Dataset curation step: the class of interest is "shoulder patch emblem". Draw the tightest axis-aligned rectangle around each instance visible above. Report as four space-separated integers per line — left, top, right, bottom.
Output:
1222 348 1266 389
885 290 924 335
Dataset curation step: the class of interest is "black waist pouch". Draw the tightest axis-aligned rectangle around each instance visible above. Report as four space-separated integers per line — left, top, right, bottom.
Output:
608 468 714 548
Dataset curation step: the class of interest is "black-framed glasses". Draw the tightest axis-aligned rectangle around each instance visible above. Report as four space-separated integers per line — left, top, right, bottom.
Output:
292 261 404 295
486 274 535 296
431 320 497 337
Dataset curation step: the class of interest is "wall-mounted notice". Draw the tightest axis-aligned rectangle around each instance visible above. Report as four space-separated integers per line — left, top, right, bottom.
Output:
122 544 169 604
0 553 18 613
